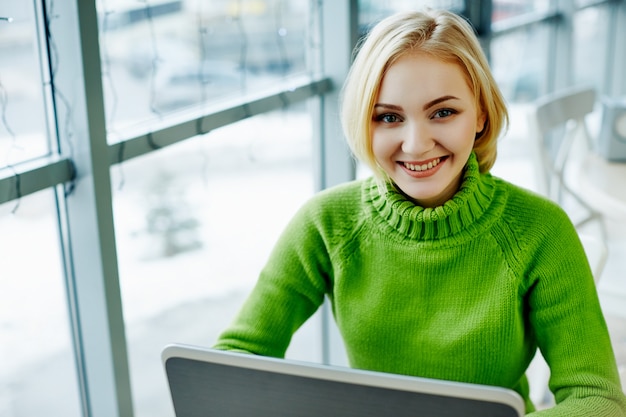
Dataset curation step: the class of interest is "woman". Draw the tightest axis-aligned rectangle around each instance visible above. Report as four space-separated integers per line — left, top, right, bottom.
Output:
214 9 626 416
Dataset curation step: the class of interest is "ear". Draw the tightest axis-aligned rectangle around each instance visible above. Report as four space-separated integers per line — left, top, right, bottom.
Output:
476 111 487 135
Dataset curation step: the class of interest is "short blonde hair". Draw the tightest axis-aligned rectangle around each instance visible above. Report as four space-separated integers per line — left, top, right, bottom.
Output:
340 9 508 176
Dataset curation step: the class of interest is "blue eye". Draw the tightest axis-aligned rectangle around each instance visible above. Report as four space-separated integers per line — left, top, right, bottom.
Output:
376 113 401 123
433 108 456 119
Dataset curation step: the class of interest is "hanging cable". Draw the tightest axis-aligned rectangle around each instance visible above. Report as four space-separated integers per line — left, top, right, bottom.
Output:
307 0 322 78
42 0 77 197
273 0 289 79
99 0 120 134
0 79 16 147
0 73 21 212
138 0 163 118
196 0 210 107
0 15 19 175
8 167 21 213
233 0 248 94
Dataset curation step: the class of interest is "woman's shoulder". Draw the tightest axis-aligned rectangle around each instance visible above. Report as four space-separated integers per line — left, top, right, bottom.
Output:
494 176 567 217
489 177 587 280
318 177 369 196
491 176 577 239
279 178 372 251
306 177 370 208
291 177 371 226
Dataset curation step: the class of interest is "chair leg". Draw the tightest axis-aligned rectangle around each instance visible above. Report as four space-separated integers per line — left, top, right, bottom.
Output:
557 181 609 279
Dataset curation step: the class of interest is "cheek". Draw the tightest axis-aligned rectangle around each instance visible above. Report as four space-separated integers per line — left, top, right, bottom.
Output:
371 129 390 160
450 118 480 150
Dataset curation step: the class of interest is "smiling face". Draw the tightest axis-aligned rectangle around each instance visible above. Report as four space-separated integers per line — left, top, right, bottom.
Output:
371 53 486 208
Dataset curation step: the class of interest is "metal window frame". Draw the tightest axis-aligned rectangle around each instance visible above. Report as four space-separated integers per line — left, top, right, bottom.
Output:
43 1 132 416
316 0 359 368
0 77 333 206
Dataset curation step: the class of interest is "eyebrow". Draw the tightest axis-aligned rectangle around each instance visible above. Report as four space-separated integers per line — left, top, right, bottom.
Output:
374 95 460 112
422 95 460 111
374 103 402 111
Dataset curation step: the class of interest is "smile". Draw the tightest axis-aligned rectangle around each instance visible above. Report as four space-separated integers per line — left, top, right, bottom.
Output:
403 157 442 172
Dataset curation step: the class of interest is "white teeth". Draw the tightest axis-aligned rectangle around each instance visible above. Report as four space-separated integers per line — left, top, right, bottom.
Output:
404 158 440 172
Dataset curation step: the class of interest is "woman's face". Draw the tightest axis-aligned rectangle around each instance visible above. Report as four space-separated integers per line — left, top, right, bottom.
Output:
371 53 485 208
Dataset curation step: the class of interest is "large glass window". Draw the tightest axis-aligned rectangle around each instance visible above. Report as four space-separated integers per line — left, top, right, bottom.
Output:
0 3 79 415
97 3 322 416
493 0 550 21
490 25 550 104
0 191 81 417
0 1 49 169
113 107 320 417
97 0 311 136
359 0 464 31
573 5 610 92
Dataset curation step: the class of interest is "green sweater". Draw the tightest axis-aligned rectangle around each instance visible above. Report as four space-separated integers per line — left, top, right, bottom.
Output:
214 154 626 416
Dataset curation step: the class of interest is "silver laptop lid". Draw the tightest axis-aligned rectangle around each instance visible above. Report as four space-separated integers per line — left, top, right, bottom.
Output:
162 344 525 417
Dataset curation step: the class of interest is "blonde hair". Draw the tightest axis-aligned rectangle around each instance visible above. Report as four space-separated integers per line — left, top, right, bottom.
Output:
340 9 508 177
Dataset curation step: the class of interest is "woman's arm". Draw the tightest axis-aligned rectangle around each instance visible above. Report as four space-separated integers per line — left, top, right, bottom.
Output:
526 212 626 416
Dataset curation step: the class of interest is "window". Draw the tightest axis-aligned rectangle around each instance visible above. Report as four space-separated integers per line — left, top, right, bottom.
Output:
0 1 50 169
0 191 81 417
97 0 311 134
113 108 320 417
573 5 611 92
2 1 330 416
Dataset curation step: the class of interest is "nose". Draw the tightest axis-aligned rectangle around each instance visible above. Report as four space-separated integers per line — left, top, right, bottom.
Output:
401 121 434 156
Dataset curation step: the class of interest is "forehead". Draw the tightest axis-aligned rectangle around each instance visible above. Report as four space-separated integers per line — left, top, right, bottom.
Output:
378 53 474 103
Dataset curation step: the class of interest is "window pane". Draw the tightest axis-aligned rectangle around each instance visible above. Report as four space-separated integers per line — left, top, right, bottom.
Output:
575 0 607 7
0 190 81 416
97 0 310 136
573 6 609 91
359 0 465 30
491 24 550 104
358 1 553 30
112 107 319 417
492 0 551 22
0 1 49 169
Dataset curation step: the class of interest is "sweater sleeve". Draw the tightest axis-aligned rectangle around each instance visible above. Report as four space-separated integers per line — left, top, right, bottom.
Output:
212 198 332 358
524 204 626 416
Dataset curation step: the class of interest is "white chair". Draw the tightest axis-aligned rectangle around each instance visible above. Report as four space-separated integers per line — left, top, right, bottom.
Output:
527 86 608 262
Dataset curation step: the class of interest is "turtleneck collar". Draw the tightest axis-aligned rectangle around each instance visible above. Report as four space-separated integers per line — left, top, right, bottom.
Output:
366 152 497 241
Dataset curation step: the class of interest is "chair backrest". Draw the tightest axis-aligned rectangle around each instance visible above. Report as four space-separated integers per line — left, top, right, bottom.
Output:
534 87 596 133
529 86 596 200
528 87 608 282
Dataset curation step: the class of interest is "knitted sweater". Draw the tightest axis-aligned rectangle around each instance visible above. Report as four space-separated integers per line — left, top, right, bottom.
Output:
214 153 626 416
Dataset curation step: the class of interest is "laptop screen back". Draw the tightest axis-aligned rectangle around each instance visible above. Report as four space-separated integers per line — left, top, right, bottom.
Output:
163 344 525 417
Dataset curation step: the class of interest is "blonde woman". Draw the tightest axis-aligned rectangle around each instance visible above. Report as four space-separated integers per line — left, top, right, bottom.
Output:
215 9 626 416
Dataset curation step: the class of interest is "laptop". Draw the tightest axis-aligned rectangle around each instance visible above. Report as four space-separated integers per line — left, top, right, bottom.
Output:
162 343 525 417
